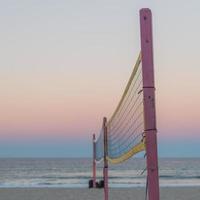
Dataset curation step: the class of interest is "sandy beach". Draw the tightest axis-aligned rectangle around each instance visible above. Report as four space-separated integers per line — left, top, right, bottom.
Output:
0 187 199 200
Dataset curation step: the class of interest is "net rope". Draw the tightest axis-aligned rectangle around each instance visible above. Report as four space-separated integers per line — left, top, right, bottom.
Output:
95 53 145 164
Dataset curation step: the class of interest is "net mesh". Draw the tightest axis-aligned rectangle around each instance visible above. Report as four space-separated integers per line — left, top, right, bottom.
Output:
95 53 145 164
95 128 104 163
107 53 145 164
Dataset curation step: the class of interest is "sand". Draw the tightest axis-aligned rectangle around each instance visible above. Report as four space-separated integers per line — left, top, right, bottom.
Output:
0 187 200 200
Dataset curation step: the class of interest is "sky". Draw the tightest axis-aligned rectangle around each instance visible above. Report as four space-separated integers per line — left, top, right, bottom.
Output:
0 0 200 157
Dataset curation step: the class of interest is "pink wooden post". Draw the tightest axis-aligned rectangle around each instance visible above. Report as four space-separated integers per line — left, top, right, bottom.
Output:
93 134 96 188
140 8 160 200
103 117 108 200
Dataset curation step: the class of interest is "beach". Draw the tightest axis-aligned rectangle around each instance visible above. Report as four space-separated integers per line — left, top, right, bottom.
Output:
0 187 200 200
1 158 200 199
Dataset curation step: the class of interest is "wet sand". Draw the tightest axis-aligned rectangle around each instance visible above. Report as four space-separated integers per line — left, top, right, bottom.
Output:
0 187 200 200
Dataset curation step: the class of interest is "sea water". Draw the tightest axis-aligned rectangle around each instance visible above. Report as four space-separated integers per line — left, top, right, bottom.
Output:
0 158 200 188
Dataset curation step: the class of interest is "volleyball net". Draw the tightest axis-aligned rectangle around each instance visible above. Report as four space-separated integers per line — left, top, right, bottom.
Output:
95 53 145 164
91 8 160 200
107 53 145 164
95 127 104 163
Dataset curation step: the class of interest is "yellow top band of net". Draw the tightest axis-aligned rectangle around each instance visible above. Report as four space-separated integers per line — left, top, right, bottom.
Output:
107 53 142 126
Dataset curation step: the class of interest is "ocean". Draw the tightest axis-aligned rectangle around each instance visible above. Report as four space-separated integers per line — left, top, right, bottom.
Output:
0 158 200 188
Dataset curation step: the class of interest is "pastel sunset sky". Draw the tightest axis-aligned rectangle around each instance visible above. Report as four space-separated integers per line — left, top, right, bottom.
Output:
0 0 200 157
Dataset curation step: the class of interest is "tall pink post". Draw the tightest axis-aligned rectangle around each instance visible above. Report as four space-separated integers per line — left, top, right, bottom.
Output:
103 117 108 200
93 134 96 188
140 8 160 200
